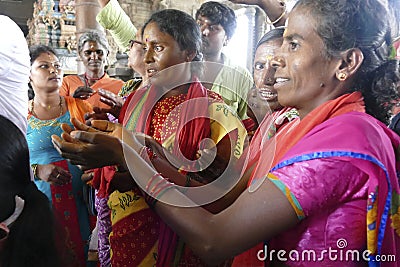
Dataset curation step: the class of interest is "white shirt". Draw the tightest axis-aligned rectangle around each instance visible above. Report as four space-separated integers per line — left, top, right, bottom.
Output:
0 15 30 134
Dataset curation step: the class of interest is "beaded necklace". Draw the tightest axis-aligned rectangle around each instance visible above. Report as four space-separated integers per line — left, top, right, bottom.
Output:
84 72 105 87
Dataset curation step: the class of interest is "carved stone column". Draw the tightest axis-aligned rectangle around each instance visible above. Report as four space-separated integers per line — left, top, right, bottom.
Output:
74 0 103 73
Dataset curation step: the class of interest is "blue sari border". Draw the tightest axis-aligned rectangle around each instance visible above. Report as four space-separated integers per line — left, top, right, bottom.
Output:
271 150 392 262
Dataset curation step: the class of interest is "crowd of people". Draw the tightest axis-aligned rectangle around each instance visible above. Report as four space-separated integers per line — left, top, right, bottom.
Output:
1 0 400 266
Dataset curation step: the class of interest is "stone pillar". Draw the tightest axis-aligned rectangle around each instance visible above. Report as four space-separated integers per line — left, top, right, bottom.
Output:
74 0 103 74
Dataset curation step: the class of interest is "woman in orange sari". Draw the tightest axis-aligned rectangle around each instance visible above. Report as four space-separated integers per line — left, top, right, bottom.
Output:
60 30 123 110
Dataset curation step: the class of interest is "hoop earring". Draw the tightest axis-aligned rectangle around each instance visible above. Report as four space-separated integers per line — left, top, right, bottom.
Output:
337 73 347 81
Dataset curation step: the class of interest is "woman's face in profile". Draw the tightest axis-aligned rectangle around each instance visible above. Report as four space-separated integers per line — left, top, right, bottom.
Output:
273 6 341 115
128 30 145 78
142 22 191 88
30 52 63 92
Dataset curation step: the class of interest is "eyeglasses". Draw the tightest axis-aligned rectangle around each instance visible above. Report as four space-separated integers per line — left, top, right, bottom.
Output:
129 40 143 49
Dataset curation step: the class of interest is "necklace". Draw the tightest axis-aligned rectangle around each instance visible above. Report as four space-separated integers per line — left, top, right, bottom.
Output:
84 72 105 86
30 96 63 118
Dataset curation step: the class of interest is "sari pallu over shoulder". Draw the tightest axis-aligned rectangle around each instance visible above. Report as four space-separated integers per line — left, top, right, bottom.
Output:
238 92 399 267
112 78 247 267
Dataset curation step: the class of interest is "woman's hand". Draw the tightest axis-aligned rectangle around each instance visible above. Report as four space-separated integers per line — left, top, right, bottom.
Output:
72 86 96 100
228 0 287 26
98 89 124 110
51 118 126 171
140 133 167 160
36 164 72 186
84 89 125 122
84 107 110 126
81 171 95 183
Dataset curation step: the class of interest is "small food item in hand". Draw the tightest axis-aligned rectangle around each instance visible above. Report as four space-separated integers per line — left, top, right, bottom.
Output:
72 86 96 99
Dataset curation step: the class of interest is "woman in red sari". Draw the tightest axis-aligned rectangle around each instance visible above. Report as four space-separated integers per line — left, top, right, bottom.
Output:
54 9 247 267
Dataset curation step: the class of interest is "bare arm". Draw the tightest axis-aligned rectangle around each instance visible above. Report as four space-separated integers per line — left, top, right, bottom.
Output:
229 0 288 26
97 0 109 8
96 0 137 50
120 131 299 265
52 122 298 265
155 176 298 265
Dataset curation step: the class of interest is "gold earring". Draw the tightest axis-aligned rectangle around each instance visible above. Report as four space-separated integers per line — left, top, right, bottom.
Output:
338 73 347 81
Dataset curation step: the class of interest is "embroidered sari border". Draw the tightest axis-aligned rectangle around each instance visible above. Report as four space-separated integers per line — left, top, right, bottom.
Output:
271 150 392 259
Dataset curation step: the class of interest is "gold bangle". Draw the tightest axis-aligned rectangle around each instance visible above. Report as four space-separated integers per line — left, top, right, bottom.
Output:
31 164 39 180
266 1 286 25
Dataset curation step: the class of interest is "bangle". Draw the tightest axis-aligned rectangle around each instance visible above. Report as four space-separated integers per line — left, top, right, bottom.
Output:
266 1 286 25
178 166 188 176
146 172 161 192
145 173 174 208
139 146 157 161
31 164 39 180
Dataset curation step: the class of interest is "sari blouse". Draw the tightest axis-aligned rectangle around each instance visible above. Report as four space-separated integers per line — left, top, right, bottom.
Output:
106 79 248 267
27 97 93 266
266 112 400 266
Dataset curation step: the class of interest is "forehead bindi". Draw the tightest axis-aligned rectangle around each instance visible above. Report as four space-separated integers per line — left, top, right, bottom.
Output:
143 23 171 44
84 41 103 51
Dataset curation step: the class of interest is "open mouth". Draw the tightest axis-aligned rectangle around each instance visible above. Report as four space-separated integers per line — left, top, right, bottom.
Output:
147 68 158 78
274 77 289 90
259 89 278 101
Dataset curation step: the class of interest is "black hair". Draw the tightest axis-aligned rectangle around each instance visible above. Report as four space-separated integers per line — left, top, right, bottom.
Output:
389 111 400 135
29 45 58 65
256 27 285 49
28 45 59 99
142 9 203 75
195 1 237 40
370 60 400 122
294 0 399 123
0 115 63 266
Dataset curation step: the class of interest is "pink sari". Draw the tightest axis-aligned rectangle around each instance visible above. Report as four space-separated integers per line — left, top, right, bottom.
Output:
235 92 400 266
